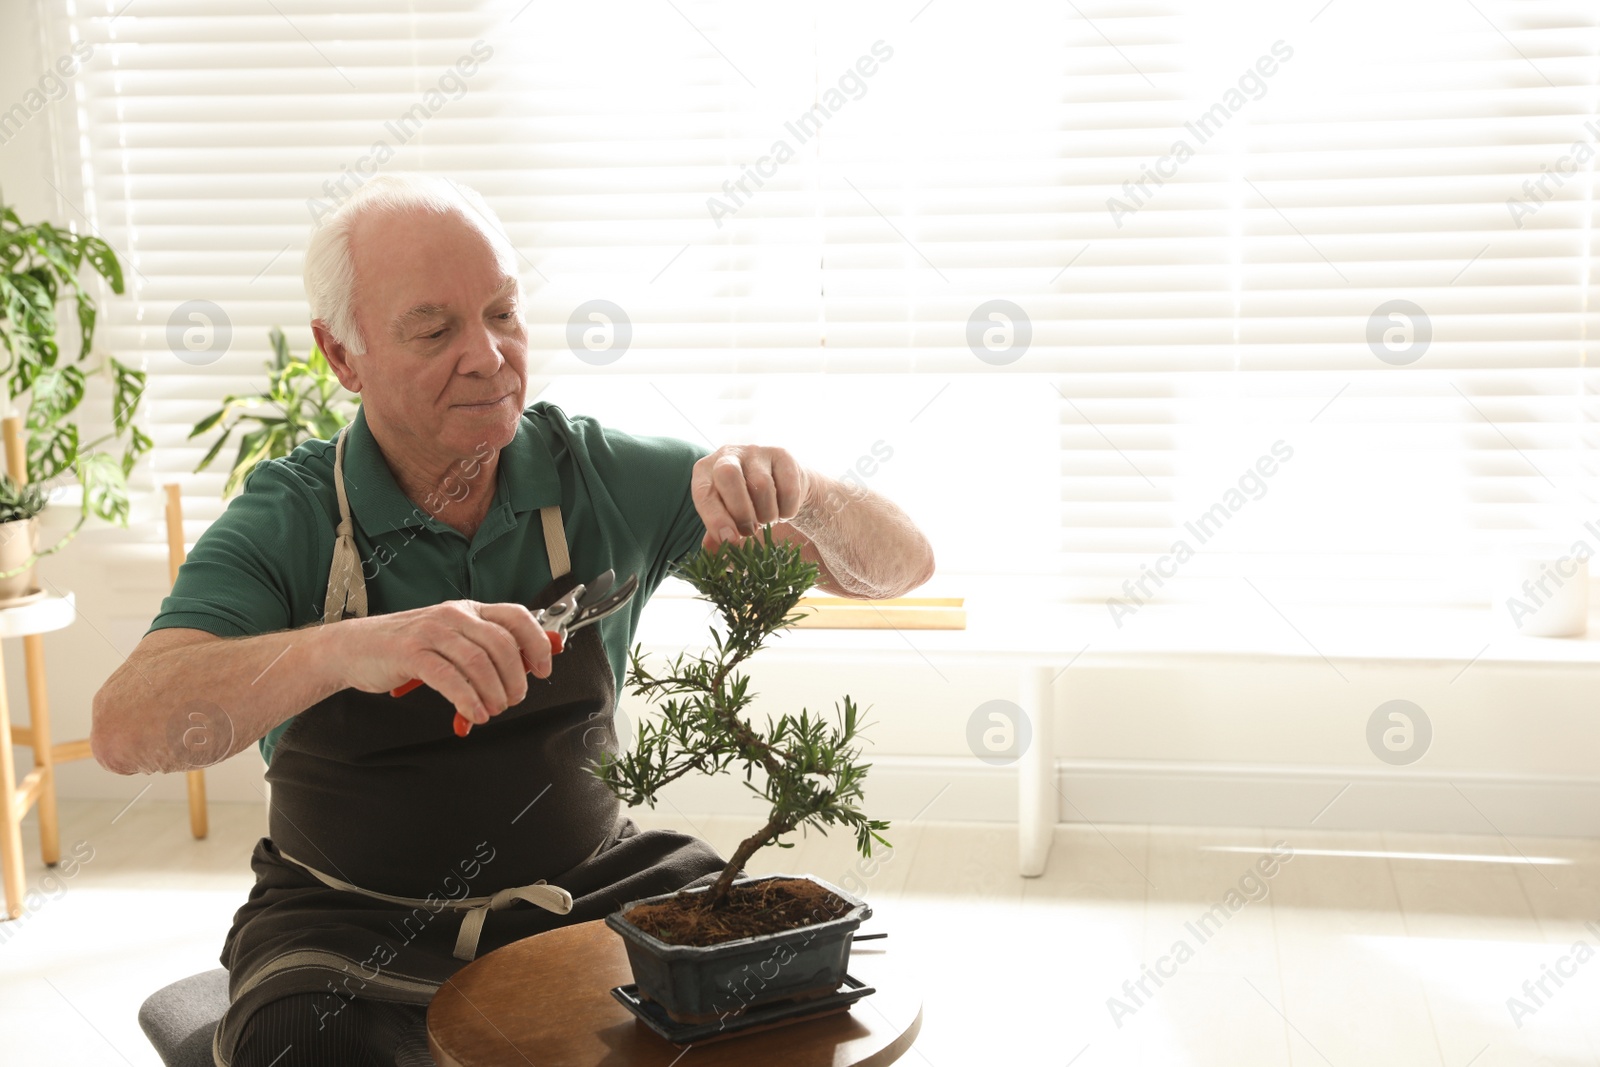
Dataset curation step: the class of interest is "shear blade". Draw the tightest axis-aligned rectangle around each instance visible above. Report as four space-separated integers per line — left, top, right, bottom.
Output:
571 572 639 630
583 569 616 603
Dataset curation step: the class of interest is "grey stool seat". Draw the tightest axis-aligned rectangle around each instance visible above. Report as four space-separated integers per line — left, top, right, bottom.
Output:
139 968 228 1067
139 969 437 1066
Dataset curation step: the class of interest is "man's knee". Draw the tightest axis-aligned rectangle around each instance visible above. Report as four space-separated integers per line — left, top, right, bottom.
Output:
233 991 390 1067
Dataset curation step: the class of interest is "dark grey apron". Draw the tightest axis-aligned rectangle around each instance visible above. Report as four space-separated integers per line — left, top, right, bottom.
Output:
212 426 726 1066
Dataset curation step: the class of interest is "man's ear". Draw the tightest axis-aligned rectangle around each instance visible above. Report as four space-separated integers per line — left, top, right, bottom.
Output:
313 320 362 393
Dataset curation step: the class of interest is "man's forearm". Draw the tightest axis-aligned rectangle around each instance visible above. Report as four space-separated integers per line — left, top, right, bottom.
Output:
784 471 935 598
92 626 352 775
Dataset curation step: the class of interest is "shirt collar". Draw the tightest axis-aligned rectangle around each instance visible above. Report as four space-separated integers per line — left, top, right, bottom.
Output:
341 404 561 536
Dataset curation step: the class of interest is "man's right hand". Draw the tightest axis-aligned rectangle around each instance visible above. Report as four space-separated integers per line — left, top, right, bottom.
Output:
335 600 554 725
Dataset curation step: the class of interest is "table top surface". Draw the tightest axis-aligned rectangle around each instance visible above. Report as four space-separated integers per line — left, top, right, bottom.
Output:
427 919 920 1067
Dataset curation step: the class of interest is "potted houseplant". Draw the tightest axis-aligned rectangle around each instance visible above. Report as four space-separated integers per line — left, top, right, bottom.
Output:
596 527 890 1026
188 326 358 495
0 201 151 603
0 476 47 603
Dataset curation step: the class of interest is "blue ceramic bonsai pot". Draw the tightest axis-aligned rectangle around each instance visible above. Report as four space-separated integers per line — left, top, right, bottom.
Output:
606 873 871 1025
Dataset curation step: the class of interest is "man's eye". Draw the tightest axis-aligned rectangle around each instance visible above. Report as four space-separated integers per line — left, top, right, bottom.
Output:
496 311 517 322
423 328 448 340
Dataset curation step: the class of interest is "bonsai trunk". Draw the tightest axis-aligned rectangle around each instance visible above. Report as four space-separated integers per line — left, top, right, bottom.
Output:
706 813 795 907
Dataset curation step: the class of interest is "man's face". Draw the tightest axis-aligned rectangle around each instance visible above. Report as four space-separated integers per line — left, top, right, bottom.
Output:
342 208 527 462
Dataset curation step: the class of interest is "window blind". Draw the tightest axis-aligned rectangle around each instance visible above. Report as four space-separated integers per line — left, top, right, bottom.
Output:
45 0 1600 611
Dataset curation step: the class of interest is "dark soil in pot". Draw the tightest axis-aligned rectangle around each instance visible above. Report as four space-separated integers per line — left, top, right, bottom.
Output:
624 876 849 946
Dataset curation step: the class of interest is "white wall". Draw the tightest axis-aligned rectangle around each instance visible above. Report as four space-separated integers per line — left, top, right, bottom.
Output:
0 2 55 213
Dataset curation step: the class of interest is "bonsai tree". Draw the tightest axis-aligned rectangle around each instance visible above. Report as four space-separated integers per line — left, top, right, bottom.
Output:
596 526 890 910
189 326 359 496
0 201 150 564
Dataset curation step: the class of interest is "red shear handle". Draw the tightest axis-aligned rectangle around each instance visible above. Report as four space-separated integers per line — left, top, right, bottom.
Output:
390 630 566 737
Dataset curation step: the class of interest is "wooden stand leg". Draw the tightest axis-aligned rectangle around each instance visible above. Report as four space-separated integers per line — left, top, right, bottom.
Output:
22 633 58 866
0 649 26 918
1018 665 1057 878
186 770 208 839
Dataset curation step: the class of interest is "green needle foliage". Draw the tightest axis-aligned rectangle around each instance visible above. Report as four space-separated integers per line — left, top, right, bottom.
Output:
189 326 358 496
595 525 890 908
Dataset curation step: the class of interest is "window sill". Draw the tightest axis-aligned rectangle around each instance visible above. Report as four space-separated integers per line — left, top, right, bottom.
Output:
637 595 1600 669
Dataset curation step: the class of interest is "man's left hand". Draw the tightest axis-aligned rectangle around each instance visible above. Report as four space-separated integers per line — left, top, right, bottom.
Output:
691 444 810 551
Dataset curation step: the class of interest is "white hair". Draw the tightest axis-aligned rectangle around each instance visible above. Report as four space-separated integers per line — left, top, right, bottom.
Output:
303 175 519 356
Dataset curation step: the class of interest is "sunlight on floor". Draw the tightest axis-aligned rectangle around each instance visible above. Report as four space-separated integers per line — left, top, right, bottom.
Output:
4 801 1600 1065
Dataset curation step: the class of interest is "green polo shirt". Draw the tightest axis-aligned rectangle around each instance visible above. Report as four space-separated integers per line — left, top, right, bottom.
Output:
149 401 709 765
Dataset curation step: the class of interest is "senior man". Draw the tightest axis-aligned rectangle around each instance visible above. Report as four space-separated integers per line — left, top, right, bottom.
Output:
91 175 933 1066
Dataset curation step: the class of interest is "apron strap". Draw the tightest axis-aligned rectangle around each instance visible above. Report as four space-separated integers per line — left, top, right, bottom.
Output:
450 884 572 962
277 846 590 962
323 425 369 623
322 428 570 618
540 504 571 579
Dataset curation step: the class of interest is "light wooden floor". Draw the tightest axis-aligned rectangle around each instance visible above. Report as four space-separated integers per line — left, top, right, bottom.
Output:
2 799 1599 1065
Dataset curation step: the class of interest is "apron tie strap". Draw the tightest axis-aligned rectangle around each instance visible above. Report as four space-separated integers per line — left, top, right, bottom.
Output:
453 883 573 961
278 838 604 963
324 425 369 623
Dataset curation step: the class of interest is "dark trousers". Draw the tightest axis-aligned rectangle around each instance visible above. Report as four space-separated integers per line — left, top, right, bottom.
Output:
231 992 432 1067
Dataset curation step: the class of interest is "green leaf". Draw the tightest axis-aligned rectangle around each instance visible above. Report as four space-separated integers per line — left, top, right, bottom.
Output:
110 357 145 432
224 426 273 497
313 409 345 439
189 409 226 438
269 326 289 371
122 424 153 478
79 236 124 294
194 423 235 474
75 291 96 357
28 423 78 484
24 265 58 310
32 223 78 270
25 365 87 432
79 452 129 525
12 270 53 322
16 338 56 388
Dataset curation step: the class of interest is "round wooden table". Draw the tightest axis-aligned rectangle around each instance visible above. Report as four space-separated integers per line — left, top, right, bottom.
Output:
428 919 921 1066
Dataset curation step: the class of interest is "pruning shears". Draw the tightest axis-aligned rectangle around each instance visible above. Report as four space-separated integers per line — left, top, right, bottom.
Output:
390 569 640 737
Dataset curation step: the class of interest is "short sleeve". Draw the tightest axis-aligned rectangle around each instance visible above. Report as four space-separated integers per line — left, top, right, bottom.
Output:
580 419 709 595
146 461 329 639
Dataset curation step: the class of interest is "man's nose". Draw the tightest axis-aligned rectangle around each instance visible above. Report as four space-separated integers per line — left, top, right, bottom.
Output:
457 324 504 375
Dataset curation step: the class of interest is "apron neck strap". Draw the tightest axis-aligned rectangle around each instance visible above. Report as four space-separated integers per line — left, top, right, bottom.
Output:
323 424 369 623
321 425 570 623
540 504 570 579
